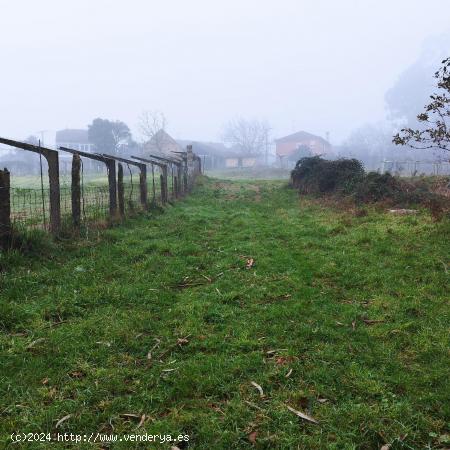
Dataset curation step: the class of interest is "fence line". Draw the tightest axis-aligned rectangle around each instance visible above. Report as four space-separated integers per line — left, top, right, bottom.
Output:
0 140 201 248
380 160 450 176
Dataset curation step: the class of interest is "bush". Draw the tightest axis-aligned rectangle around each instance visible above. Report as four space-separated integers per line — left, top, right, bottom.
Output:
291 157 364 194
291 156 450 219
353 172 402 203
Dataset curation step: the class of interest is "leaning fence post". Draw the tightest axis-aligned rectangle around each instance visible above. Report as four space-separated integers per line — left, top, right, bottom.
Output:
118 163 125 217
71 154 81 228
0 168 11 248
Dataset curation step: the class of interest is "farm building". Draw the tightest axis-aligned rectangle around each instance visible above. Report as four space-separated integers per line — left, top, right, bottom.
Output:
143 130 182 158
177 140 264 170
56 129 95 153
275 131 332 167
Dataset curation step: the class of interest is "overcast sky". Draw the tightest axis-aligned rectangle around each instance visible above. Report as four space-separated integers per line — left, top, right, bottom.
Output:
1 0 449 146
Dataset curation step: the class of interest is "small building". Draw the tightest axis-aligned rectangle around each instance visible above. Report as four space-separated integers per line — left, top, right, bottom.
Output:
55 129 98 174
275 131 332 167
177 140 230 170
55 129 95 153
143 130 182 158
177 140 264 171
224 153 261 169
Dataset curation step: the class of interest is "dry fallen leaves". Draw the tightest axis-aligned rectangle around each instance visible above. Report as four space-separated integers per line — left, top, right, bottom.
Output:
248 431 258 444
250 381 264 398
68 370 85 379
363 319 384 325
26 338 46 350
55 414 72 428
286 405 319 424
246 258 255 269
177 338 189 346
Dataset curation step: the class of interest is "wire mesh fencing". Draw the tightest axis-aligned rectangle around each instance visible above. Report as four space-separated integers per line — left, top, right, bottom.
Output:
0 141 202 247
10 187 50 230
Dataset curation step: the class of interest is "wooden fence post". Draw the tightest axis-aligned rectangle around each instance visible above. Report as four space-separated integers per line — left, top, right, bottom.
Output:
160 174 165 205
139 165 148 209
118 163 125 217
71 154 81 228
183 161 188 193
46 149 61 234
161 165 168 204
177 165 183 196
174 175 178 198
105 158 117 217
0 168 11 248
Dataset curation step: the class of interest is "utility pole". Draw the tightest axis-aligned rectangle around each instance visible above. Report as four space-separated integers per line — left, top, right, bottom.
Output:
36 130 50 146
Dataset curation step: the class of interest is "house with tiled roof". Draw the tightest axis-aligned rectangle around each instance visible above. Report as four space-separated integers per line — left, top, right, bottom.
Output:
275 131 332 166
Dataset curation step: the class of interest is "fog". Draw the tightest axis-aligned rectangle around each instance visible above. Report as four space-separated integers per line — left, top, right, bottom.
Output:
1 0 450 146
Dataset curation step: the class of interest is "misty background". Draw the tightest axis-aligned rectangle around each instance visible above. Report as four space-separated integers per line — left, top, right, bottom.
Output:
1 0 450 169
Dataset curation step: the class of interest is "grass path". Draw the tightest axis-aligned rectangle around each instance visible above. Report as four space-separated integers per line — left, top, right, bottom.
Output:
1 177 449 449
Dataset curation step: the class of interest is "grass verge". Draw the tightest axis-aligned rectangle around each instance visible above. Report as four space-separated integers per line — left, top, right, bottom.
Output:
1 177 449 449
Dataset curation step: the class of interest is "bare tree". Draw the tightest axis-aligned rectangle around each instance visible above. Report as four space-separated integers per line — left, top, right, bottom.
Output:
223 118 271 156
138 110 168 152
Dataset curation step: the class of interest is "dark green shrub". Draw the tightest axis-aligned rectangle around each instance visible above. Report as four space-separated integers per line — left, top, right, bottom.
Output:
353 172 402 203
291 157 449 219
291 156 364 194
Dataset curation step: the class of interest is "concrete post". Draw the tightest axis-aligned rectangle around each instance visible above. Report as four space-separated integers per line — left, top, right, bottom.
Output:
106 159 117 217
139 165 148 209
71 154 81 228
118 163 125 217
0 168 11 248
46 149 61 234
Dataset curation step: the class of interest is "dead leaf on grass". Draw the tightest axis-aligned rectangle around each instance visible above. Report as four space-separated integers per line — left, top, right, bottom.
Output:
363 319 384 325
248 431 258 444
120 413 141 420
177 338 189 346
250 381 264 398
55 414 72 428
137 414 146 428
68 370 86 379
246 258 255 269
286 405 319 424
26 338 47 350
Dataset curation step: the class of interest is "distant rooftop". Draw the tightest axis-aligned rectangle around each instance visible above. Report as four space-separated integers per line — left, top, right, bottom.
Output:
275 131 330 145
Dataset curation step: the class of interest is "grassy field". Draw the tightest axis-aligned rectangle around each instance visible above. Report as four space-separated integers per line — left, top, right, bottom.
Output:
1 177 449 449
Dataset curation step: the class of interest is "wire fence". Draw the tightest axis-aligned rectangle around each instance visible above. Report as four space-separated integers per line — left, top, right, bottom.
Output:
0 140 202 247
381 160 450 177
9 184 113 230
6 175 167 233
